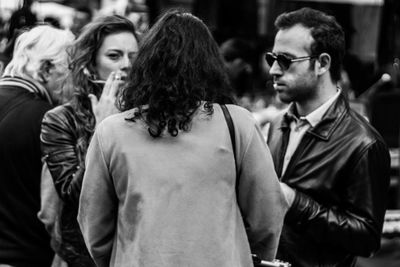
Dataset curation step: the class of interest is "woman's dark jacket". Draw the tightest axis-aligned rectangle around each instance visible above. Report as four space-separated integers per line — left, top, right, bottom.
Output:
267 93 390 267
41 103 95 267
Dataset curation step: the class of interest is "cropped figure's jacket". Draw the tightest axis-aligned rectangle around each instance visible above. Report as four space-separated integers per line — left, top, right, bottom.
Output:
41 103 95 267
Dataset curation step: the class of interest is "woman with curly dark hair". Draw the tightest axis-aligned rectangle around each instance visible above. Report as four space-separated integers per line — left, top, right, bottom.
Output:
40 15 139 267
78 10 287 267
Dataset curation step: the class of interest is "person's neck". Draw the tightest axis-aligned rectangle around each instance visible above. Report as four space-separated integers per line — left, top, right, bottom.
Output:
295 80 338 117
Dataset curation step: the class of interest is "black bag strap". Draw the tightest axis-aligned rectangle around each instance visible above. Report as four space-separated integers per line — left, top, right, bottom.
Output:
220 104 238 176
221 104 250 230
221 105 285 267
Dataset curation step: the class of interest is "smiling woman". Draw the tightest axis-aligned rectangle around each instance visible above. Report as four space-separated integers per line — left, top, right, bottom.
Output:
39 15 139 267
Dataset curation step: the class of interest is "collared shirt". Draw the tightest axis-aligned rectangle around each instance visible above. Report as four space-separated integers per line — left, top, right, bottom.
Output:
281 90 341 176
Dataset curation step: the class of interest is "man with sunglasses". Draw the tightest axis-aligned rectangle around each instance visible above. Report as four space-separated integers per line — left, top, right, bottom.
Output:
266 7 390 267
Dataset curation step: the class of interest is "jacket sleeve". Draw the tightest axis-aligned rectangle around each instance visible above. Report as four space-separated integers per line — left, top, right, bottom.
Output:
236 116 289 261
41 108 85 206
285 140 390 257
78 126 117 267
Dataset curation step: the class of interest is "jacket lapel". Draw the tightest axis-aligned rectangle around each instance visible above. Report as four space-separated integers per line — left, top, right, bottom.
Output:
277 94 349 180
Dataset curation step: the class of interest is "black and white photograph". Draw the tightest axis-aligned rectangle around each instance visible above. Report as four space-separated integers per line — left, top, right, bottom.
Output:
0 0 399 266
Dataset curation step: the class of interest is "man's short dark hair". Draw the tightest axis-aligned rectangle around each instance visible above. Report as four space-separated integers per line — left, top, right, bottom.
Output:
274 7 345 82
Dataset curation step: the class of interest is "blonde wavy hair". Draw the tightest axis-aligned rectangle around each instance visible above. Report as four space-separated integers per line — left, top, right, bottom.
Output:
3 25 74 82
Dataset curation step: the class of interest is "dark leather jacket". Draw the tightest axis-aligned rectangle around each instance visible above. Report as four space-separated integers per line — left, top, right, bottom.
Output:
267 94 390 267
41 103 95 267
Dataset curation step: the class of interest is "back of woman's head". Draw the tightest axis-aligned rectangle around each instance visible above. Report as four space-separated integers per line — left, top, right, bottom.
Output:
4 25 74 81
119 9 233 138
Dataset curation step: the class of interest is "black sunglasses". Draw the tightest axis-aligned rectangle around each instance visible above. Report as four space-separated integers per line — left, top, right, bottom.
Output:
265 52 318 70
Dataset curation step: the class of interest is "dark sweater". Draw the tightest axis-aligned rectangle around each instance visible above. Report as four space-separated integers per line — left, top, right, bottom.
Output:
0 78 54 267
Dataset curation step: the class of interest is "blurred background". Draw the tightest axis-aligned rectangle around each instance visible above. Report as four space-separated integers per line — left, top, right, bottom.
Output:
0 0 399 109
0 0 399 266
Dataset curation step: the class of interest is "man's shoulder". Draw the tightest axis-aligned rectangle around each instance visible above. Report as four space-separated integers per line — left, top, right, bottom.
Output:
3 90 51 115
346 109 386 144
328 108 388 159
0 94 51 137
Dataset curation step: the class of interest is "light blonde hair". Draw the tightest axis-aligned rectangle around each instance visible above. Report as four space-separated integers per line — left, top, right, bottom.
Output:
3 25 75 81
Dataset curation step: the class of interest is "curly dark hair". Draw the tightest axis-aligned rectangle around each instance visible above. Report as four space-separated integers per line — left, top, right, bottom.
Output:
62 15 138 148
274 7 345 82
118 9 234 138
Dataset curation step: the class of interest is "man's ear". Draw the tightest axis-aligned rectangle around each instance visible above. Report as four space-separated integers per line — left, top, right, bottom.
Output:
316 53 331 76
38 60 53 84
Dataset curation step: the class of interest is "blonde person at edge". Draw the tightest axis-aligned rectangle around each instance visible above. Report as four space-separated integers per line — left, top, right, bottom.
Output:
0 25 74 267
40 15 139 267
78 10 288 267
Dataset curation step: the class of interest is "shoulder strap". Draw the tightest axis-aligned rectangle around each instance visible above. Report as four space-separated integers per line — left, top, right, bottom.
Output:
220 104 238 182
220 104 250 229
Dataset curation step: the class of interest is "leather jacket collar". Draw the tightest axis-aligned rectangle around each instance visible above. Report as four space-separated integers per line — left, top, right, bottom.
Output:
280 93 349 141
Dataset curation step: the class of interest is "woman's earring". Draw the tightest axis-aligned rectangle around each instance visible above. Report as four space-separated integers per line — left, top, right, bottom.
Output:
83 67 105 85
83 67 97 81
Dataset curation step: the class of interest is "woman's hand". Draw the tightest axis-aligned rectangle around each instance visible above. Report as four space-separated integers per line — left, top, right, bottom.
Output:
88 71 123 126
